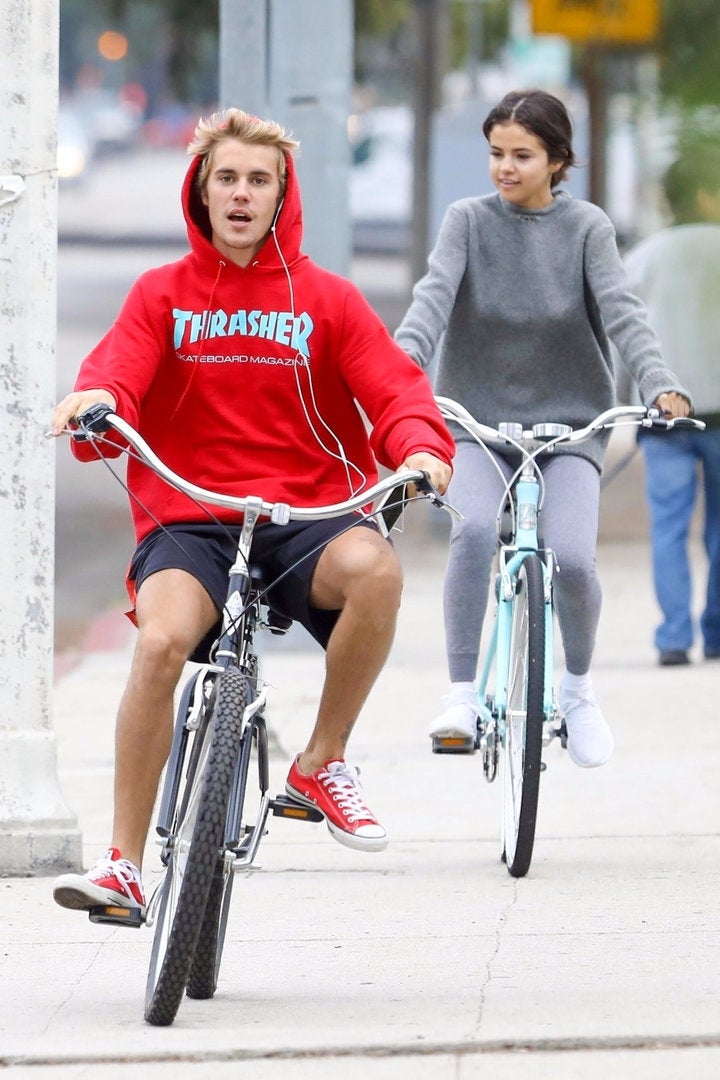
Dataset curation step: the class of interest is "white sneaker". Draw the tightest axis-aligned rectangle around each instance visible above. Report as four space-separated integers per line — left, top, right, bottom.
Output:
428 686 478 741
559 691 613 768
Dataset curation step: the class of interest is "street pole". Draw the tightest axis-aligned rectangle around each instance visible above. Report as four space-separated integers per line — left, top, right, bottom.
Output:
410 0 444 288
0 0 82 874
219 0 269 116
219 0 353 276
583 45 608 208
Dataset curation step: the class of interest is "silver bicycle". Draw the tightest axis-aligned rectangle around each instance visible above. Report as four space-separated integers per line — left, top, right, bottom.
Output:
66 403 451 1026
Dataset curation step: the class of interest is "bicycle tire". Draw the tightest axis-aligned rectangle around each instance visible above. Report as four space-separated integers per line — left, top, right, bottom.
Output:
185 857 234 1000
501 553 545 878
186 680 262 1000
144 667 247 1026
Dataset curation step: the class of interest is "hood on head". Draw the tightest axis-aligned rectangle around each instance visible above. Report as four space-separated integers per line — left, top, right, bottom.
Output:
180 143 304 268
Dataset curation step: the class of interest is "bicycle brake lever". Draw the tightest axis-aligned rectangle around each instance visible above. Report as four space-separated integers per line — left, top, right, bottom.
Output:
413 473 463 519
71 403 116 441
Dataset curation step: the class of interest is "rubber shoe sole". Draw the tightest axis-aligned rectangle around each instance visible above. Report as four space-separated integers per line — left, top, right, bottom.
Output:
284 781 388 853
53 873 146 916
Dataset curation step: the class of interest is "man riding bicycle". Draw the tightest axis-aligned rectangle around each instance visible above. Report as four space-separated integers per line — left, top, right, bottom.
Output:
51 108 453 917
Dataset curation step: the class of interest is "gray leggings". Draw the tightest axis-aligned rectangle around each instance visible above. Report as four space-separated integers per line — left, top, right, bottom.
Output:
444 441 602 681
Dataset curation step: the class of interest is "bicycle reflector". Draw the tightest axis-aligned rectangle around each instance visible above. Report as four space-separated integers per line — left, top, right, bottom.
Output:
88 904 144 928
271 795 324 822
432 734 477 755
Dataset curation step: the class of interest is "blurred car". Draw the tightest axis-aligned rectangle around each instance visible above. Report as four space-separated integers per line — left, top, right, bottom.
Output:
349 105 412 253
73 89 142 156
57 107 93 182
141 103 200 148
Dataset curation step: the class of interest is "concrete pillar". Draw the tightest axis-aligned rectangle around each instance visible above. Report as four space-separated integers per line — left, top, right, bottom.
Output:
219 0 352 275
0 0 82 874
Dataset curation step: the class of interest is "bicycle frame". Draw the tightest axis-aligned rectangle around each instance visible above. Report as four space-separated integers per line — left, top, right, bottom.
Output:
477 467 557 740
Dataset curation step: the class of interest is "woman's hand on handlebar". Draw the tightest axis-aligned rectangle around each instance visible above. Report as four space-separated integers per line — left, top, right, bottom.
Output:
653 391 691 420
50 390 117 437
401 452 452 495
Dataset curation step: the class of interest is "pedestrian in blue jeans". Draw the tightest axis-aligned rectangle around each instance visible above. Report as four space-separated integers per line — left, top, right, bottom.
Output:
625 140 720 665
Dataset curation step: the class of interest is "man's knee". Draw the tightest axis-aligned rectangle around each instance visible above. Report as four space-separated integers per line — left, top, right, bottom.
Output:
314 530 402 612
350 538 402 600
133 621 192 680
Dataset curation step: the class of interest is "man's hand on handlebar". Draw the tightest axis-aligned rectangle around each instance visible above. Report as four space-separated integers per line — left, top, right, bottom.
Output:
50 390 117 438
401 452 452 496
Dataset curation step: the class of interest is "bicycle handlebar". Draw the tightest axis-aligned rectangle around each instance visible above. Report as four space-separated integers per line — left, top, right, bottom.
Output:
67 404 449 526
436 397 705 452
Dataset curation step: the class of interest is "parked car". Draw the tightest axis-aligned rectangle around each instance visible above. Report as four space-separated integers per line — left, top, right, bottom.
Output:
349 105 412 253
57 107 93 182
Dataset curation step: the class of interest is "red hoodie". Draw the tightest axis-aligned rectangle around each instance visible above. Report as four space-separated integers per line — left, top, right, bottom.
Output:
72 148 454 542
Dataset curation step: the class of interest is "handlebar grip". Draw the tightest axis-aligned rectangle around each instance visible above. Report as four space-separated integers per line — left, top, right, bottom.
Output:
671 417 705 431
646 412 705 432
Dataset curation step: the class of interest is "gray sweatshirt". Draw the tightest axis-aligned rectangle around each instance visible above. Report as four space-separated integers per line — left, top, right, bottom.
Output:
395 190 689 470
624 223 720 422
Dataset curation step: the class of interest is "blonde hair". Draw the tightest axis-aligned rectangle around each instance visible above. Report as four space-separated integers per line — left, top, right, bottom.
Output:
187 107 300 195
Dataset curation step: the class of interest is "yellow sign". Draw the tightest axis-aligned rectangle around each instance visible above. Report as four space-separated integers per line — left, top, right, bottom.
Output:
531 0 660 44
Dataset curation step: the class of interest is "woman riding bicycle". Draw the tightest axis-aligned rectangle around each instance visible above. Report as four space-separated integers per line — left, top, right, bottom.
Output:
395 89 691 768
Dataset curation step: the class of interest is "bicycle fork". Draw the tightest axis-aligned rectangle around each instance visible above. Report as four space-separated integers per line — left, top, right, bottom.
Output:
479 551 564 772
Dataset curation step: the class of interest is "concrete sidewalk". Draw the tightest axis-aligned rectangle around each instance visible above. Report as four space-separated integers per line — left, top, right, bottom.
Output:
2 523 720 1078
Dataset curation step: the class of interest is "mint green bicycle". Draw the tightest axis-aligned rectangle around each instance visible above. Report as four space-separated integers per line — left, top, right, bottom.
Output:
435 398 704 878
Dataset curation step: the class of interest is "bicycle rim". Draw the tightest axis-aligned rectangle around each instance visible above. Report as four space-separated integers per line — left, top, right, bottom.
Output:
501 554 545 878
144 668 247 1026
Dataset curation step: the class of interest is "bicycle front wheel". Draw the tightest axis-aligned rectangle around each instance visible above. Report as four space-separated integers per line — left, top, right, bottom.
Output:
144 667 248 1026
186 702 268 1000
501 553 546 878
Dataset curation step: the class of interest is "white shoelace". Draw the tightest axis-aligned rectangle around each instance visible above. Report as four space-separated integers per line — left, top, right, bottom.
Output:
561 694 599 720
90 851 143 902
318 762 375 823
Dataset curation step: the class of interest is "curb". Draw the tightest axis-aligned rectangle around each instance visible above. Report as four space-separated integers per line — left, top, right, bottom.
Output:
53 607 135 685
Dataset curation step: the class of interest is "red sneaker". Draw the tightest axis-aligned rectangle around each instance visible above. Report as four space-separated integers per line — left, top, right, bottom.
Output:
286 757 388 852
53 848 146 915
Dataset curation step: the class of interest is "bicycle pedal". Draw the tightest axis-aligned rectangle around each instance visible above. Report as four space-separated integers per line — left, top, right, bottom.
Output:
431 735 477 755
270 794 324 823
88 904 145 929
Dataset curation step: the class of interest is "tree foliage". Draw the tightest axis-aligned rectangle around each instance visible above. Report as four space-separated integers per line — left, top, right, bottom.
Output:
657 0 720 111
354 0 410 38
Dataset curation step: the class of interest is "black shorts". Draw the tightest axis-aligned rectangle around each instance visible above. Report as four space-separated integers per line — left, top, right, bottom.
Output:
128 515 381 661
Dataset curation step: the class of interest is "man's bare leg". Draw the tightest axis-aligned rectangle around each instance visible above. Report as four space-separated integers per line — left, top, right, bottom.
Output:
111 569 219 870
295 527 402 775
